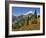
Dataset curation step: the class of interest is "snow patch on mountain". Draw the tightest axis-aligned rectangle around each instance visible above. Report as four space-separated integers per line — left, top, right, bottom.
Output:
24 11 34 15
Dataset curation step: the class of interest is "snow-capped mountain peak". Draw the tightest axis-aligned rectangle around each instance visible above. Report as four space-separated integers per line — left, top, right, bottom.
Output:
24 11 34 15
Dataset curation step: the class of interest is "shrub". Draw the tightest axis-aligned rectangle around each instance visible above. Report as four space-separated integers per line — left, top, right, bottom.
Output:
31 19 37 24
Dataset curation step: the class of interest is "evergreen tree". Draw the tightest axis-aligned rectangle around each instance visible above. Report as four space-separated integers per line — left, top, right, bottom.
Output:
34 10 37 19
34 10 37 24
27 16 29 25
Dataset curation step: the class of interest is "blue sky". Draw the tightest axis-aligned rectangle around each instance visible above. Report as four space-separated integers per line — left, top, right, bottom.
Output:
12 7 40 16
